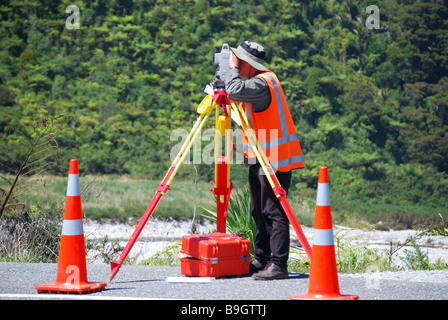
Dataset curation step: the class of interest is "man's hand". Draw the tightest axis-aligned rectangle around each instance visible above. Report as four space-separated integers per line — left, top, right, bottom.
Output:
229 50 239 69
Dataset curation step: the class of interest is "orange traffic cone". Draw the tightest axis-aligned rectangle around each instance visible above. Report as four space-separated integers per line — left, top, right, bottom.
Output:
290 166 358 300
36 159 107 294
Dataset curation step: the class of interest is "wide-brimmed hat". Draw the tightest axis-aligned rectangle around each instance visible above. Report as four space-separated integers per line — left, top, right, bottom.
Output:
231 41 269 72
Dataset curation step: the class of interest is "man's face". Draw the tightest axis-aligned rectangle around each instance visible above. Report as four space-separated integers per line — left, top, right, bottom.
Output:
239 60 253 79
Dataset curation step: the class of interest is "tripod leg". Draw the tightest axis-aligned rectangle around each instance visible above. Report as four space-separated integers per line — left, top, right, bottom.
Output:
230 103 312 260
109 97 214 281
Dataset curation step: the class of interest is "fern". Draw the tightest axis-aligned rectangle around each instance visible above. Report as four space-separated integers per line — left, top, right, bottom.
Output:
400 236 431 270
201 185 257 254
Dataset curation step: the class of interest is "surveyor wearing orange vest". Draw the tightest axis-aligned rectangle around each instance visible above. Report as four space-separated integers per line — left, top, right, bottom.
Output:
226 41 304 280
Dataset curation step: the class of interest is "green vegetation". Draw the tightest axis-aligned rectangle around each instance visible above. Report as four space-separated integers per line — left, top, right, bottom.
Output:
1 0 447 227
0 203 62 262
142 186 448 272
0 173 217 221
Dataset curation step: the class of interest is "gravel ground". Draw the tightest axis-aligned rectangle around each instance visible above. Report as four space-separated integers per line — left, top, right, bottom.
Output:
1 262 447 301
84 218 215 264
83 218 448 267
2 218 446 302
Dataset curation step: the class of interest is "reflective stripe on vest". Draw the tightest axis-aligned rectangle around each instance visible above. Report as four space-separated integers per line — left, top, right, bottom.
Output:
271 155 304 171
243 71 304 171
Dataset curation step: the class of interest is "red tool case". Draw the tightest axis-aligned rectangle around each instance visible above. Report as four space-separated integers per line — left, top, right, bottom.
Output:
180 232 250 278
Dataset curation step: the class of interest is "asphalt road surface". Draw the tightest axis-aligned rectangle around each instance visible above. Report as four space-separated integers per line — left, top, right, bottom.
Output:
1 262 447 302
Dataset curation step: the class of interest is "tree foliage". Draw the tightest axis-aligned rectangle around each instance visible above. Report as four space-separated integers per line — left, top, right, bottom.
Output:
0 0 447 220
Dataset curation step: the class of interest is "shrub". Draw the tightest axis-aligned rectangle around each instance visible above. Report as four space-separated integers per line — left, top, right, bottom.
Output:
0 203 62 262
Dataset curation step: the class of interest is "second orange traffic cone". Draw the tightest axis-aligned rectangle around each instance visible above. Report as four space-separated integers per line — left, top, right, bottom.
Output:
290 166 358 300
36 159 107 294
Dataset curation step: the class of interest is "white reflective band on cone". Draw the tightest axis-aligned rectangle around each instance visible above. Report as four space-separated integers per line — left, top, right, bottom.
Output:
312 229 334 246
62 219 84 236
66 174 80 196
316 183 330 206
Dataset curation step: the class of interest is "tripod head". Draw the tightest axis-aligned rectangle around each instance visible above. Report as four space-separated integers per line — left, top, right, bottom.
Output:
213 43 230 89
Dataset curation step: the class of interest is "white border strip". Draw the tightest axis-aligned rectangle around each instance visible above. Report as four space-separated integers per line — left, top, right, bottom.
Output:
0 293 169 300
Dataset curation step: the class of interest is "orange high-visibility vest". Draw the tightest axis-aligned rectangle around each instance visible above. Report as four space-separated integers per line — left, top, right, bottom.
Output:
243 71 304 172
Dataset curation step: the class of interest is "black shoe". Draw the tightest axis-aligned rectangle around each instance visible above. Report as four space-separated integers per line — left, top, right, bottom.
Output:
252 263 288 280
249 259 268 275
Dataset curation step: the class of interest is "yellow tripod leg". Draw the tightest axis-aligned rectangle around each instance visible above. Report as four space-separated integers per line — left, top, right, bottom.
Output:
110 95 214 281
230 103 276 186
161 95 214 187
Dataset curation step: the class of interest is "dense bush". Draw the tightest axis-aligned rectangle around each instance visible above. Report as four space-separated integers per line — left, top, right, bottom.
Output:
0 203 62 262
1 0 447 222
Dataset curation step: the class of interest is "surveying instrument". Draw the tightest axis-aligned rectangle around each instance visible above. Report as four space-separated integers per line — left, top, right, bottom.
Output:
109 44 312 281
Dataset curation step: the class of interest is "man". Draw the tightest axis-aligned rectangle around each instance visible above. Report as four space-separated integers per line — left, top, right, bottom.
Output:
225 41 304 280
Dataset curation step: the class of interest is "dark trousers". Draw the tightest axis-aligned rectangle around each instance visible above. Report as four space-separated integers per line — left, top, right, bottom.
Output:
248 163 292 268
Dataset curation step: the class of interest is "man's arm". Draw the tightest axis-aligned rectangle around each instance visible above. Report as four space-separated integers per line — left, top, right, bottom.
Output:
225 68 271 112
